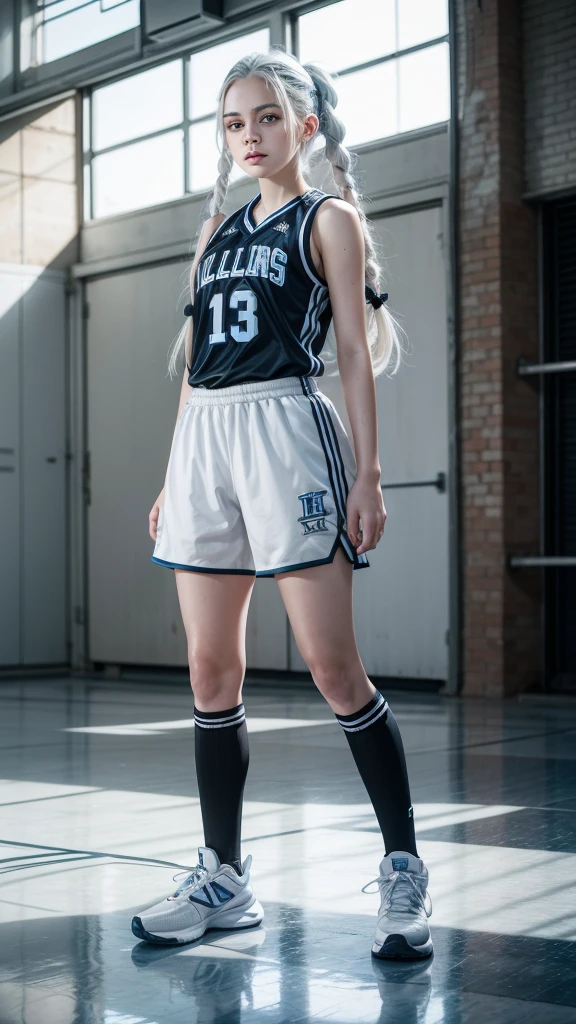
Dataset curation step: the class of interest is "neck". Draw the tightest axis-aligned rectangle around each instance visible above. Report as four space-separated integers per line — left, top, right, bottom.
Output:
255 161 310 219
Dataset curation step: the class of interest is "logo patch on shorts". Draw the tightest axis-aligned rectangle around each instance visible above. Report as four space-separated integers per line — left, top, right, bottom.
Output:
297 490 331 535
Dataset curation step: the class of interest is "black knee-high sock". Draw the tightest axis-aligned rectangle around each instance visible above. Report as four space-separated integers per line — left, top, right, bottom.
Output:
193 703 249 870
335 692 418 857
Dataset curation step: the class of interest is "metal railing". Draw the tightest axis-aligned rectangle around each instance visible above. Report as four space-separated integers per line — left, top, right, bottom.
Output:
381 472 446 493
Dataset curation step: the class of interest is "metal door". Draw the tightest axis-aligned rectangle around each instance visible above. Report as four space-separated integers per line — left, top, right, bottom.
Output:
86 263 287 667
289 205 451 681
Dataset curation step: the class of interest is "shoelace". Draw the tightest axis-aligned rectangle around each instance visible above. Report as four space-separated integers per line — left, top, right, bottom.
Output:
167 863 210 900
362 870 432 919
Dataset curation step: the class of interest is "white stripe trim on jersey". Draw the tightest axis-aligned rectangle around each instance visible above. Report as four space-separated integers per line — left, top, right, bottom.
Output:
337 699 389 732
194 707 246 729
301 281 322 342
301 292 330 374
243 194 304 235
309 393 369 566
299 282 327 375
298 196 331 287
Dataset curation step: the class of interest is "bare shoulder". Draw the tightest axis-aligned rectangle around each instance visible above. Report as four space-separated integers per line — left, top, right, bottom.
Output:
190 214 226 286
197 213 226 252
313 197 362 242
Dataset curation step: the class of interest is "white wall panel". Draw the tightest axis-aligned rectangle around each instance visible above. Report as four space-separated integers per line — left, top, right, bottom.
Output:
0 264 67 666
0 268 21 665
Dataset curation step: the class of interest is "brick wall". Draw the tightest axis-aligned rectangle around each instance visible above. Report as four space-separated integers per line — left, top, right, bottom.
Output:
523 0 576 196
458 0 541 696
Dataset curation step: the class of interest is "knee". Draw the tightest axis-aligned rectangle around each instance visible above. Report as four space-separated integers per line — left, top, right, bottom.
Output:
188 649 244 708
305 651 363 707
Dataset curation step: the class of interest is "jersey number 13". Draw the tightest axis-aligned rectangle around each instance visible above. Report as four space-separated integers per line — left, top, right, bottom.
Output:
208 289 258 345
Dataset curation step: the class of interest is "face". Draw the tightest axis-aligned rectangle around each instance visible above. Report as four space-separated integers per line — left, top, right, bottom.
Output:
222 74 318 180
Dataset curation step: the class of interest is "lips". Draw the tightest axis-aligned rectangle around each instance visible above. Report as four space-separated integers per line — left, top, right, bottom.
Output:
245 151 265 160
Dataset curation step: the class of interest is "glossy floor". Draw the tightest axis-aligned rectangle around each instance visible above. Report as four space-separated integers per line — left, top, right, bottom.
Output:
1 678 576 1024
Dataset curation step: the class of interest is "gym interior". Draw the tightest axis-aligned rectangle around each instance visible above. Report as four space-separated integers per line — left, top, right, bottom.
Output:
1 1 575 1022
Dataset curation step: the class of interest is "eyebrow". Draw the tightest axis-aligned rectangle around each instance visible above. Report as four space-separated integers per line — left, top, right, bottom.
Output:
223 103 282 118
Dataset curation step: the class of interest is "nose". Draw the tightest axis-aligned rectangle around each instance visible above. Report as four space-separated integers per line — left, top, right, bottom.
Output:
243 122 260 146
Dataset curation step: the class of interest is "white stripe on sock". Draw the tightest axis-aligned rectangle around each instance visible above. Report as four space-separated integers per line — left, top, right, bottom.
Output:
194 707 246 729
337 694 386 728
337 698 389 733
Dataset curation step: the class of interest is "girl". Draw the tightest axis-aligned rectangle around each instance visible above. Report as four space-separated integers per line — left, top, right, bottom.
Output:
131 47 432 961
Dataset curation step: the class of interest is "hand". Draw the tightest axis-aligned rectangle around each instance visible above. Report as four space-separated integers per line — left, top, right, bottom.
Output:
149 489 165 542
346 476 386 555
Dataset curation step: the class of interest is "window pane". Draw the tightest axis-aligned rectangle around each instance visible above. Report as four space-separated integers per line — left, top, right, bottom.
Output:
189 118 247 193
397 0 449 51
35 0 139 66
83 162 91 221
93 61 183 151
93 130 184 218
82 93 91 152
335 63 397 147
189 29 270 121
299 0 395 73
398 43 450 133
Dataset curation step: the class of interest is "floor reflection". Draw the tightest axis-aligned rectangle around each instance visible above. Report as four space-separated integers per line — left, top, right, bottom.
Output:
1 678 576 1023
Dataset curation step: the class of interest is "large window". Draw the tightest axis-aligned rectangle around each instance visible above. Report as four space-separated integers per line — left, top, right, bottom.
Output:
21 0 140 69
83 0 449 221
84 28 269 220
297 0 449 147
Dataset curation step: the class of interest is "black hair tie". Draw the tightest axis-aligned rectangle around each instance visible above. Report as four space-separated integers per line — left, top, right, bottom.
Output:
184 303 193 317
365 285 388 309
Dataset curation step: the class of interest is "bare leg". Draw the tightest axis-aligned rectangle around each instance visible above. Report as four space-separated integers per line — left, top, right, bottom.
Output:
275 546 374 713
275 547 417 856
175 569 254 709
174 569 255 865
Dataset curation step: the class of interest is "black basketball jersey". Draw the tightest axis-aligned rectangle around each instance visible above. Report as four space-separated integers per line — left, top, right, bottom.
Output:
187 188 340 389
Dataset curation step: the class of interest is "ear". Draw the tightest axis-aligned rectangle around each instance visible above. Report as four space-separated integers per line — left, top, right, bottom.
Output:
301 112 319 142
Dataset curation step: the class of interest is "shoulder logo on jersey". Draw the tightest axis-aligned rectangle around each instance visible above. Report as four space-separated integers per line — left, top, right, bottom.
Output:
298 490 331 534
273 220 289 233
222 227 236 236
303 189 325 206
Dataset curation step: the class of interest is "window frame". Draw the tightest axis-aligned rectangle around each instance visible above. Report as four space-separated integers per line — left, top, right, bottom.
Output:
82 21 271 222
81 0 450 223
292 0 450 150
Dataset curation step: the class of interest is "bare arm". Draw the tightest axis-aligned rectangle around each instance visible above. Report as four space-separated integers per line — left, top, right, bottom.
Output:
312 200 386 555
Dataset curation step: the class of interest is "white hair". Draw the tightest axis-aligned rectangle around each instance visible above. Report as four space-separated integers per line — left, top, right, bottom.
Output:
167 46 405 380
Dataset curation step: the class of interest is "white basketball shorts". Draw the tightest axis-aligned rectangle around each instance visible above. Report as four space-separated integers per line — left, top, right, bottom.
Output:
151 375 370 577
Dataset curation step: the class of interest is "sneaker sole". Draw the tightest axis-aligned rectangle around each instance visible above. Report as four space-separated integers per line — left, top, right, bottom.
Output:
372 934 433 961
131 899 264 946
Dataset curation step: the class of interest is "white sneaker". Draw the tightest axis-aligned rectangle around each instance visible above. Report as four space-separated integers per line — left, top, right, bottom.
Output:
363 851 433 960
131 846 264 946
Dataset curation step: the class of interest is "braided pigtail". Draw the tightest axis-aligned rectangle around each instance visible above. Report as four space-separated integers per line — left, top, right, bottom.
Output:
167 139 234 378
304 62 404 377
